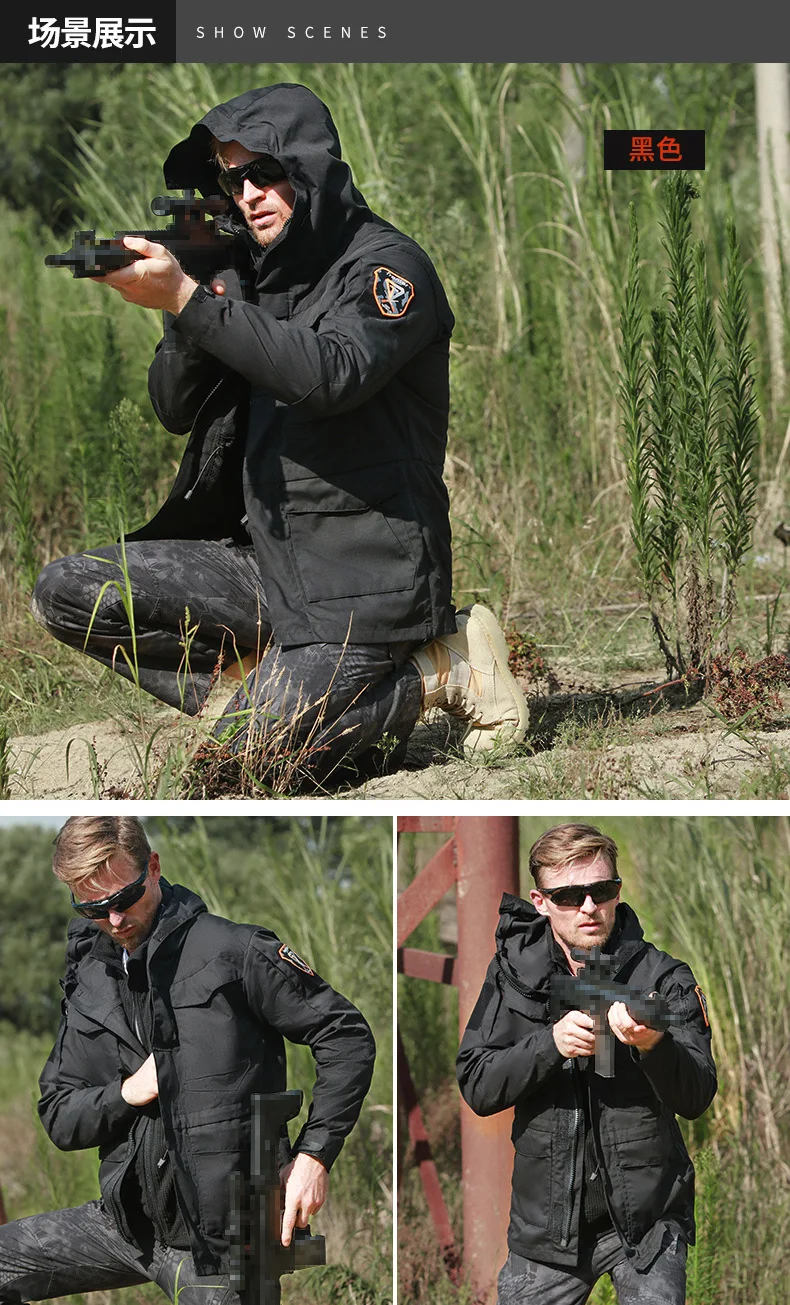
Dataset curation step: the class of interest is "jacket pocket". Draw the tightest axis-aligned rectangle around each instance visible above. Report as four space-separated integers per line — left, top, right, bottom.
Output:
282 469 420 602
510 1127 554 1239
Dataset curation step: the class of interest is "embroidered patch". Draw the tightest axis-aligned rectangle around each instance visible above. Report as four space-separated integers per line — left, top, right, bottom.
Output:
373 266 415 318
694 985 710 1027
279 943 314 976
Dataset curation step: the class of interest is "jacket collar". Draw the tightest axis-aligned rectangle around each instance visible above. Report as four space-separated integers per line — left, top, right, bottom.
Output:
495 892 647 996
63 881 207 1049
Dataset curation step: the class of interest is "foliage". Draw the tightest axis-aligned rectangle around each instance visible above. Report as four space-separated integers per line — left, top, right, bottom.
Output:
617 173 761 676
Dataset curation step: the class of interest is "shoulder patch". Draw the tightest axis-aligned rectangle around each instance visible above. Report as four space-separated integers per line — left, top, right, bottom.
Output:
278 943 314 977
373 266 415 318
694 985 710 1027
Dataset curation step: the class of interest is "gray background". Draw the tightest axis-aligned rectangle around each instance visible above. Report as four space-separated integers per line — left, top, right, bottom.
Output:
176 0 790 62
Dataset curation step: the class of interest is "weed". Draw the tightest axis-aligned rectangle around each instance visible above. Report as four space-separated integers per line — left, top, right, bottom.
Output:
618 173 761 676
709 649 790 725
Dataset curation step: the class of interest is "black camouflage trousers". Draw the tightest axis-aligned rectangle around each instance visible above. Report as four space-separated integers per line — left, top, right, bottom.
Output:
0 1199 236 1305
496 1229 687 1305
31 540 423 781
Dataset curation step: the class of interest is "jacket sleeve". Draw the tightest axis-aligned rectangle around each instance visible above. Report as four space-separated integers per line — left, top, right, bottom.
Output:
148 311 229 434
37 1006 140 1151
456 959 565 1116
242 931 376 1170
170 250 448 418
632 964 717 1120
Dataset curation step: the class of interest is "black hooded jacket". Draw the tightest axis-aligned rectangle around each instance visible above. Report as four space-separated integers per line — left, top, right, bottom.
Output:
456 895 717 1272
130 83 456 646
37 882 376 1275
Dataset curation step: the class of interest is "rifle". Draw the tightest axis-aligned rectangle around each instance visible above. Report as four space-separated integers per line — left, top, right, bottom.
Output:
550 946 682 1078
229 1090 326 1305
44 190 248 284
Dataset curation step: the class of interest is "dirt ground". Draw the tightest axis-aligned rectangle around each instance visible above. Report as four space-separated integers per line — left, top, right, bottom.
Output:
8 674 790 800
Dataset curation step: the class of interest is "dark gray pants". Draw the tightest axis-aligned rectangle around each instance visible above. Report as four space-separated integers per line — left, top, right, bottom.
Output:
32 540 423 782
496 1230 687 1305
0 1200 235 1305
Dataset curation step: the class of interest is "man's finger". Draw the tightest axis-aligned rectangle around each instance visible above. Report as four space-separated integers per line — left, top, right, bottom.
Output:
122 235 166 258
281 1195 298 1247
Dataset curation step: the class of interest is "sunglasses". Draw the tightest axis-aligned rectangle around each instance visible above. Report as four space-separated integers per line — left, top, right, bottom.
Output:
71 863 148 919
539 876 622 908
217 156 288 197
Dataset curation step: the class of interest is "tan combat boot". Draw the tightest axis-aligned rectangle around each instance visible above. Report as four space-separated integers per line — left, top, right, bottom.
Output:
410 604 529 756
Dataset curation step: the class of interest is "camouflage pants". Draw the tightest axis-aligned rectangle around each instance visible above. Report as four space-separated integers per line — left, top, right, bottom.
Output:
496 1230 687 1305
0 1199 236 1305
32 540 423 780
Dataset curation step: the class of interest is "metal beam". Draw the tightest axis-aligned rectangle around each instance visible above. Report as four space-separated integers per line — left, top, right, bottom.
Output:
397 837 456 948
456 818 520 1303
397 1032 460 1281
398 948 458 985
398 817 456 833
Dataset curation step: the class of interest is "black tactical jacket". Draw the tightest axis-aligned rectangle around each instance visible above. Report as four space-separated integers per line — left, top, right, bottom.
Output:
38 883 375 1274
456 895 717 1272
131 83 456 647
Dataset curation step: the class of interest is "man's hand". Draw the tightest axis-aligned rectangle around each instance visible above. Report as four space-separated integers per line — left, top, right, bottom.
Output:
121 1051 159 1106
100 237 199 315
608 1001 665 1054
279 1152 329 1248
552 1010 596 1059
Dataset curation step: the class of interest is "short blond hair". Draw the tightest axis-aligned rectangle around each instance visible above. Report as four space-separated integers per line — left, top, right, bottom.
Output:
53 816 151 894
528 823 618 889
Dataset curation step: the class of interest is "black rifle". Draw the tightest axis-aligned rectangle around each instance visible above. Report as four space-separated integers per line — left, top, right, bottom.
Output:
229 1090 326 1305
44 190 248 284
550 947 682 1077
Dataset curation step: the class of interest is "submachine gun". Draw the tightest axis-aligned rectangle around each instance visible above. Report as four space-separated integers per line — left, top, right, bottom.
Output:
550 946 682 1078
229 1090 326 1305
44 191 248 284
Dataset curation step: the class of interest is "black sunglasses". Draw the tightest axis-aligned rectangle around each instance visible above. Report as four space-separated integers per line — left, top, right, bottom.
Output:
217 156 288 197
539 876 622 908
71 863 149 919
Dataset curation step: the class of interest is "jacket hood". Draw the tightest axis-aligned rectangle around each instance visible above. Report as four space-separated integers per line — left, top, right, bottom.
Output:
494 892 647 996
163 83 370 295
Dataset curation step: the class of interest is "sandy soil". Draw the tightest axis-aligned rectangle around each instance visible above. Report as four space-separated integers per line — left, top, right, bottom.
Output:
8 683 790 800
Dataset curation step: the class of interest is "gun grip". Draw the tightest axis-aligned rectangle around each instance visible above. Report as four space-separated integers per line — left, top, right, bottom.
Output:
594 1026 615 1077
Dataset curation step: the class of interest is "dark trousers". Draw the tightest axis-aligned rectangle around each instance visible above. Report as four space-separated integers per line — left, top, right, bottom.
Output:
31 540 423 781
0 1200 235 1305
496 1230 687 1305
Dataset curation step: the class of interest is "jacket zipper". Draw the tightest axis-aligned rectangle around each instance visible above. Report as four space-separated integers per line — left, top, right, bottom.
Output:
559 1066 582 1248
495 956 548 1005
183 378 226 501
586 1072 632 1254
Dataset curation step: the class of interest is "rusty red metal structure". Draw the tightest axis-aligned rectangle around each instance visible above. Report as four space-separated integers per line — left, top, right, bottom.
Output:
398 816 520 1301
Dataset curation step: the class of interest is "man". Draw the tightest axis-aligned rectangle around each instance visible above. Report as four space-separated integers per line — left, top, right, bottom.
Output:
0 815 376 1304
31 82 527 784
456 823 717 1305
